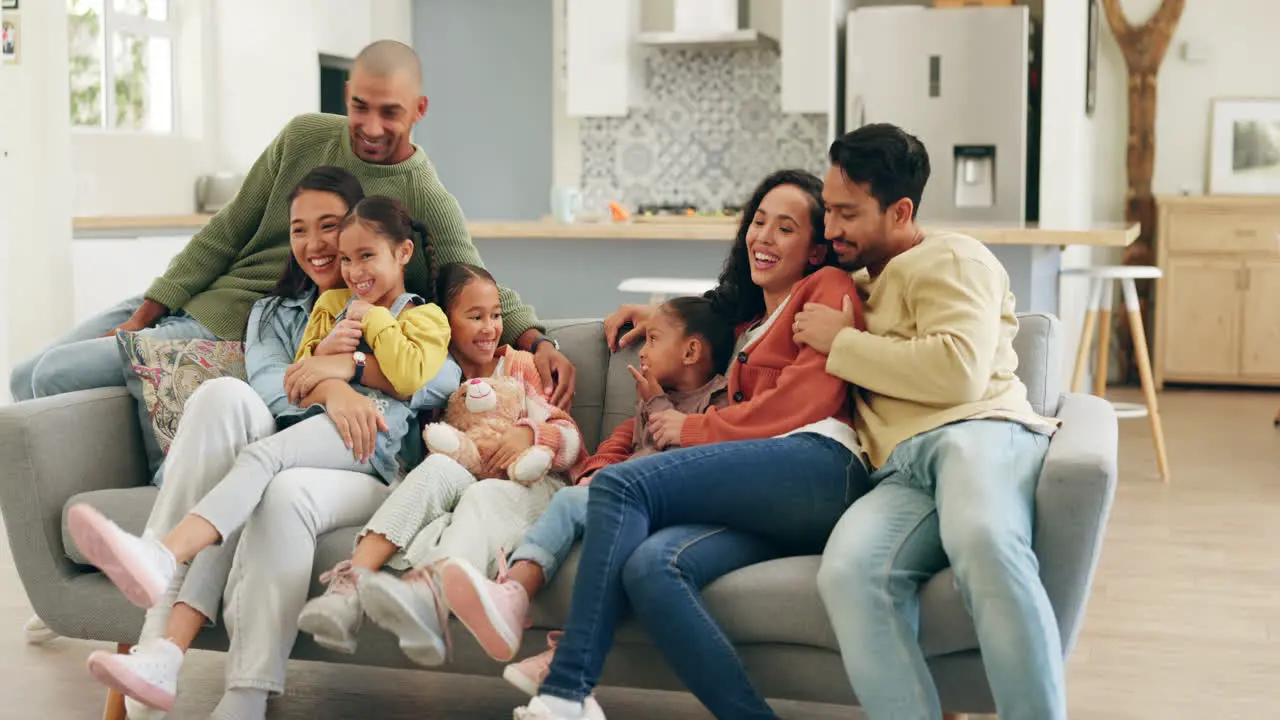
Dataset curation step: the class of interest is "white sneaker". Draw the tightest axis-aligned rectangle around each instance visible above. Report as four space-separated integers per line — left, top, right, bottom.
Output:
67 504 176 608
513 696 606 720
86 638 182 712
358 569 449 667
23 615 58 645
124 696 167 720
298 561 364 654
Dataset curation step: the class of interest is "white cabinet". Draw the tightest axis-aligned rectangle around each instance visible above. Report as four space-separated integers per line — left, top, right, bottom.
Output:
72 236 192 326
565 0 644 117
780 0 840 115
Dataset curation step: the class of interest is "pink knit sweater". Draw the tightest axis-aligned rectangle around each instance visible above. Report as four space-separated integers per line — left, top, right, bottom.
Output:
493 346 587 477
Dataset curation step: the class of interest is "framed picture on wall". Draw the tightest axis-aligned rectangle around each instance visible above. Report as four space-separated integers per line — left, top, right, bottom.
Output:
1085 0 1099 117
1208 97 1280 195
0 1 18 10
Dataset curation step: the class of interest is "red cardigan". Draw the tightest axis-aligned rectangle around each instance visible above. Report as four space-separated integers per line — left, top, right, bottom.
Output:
679 266 865 447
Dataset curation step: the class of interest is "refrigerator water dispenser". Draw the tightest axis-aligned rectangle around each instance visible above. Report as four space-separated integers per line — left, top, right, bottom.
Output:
953 145 996 209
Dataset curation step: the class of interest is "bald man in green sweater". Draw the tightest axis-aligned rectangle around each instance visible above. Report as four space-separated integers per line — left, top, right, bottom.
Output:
11 40 575 417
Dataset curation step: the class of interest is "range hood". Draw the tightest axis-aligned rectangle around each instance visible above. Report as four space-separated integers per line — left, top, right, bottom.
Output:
637 0 779 49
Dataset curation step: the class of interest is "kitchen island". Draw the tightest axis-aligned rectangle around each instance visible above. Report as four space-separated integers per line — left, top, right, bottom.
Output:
74 215 1137 322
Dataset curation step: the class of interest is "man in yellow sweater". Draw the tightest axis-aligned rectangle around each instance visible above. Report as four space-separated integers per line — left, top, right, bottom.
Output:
10 40 575 417
792 124 1064 720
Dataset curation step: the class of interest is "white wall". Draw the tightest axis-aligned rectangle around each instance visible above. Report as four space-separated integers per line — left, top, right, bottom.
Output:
71 0 413 218
551 0 581 189
1092 0 1280 221
1040 0 1098 387
1 1 75 373
213 0 319 172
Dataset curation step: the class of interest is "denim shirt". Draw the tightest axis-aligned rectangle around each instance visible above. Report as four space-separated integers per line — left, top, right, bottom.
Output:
244 289 462 480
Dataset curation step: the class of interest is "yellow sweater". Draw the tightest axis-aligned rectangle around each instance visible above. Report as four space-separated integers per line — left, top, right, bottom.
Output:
826 232 1057 469
296 289 450 398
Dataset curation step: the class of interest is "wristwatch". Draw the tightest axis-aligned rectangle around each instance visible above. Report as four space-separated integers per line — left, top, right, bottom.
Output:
530 336 560 354
352 351 367 383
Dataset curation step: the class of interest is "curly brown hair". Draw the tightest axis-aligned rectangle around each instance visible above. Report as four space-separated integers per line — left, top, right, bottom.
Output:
704 169 834 326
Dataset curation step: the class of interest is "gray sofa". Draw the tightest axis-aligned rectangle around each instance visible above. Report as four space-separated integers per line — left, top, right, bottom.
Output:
0 313 1117 714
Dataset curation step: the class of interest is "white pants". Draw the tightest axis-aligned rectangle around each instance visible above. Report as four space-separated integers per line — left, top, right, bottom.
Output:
223 468 387 694
400 475 563 578
190 414 373 542
134 377 389 696
361 454 478 570
140 377 276 637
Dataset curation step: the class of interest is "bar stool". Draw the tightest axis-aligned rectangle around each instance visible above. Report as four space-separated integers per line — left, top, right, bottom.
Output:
617 277 718 305
1062 265 1169 482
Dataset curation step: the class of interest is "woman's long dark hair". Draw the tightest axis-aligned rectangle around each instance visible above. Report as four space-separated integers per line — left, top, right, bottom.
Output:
257 166 365 337
343 195 438 304
705 169 832 326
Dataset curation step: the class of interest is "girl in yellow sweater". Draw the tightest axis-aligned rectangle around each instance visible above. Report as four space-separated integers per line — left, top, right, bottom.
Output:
66 196 453 616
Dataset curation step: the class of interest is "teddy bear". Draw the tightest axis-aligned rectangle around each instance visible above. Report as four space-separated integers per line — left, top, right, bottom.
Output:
422 376 553 486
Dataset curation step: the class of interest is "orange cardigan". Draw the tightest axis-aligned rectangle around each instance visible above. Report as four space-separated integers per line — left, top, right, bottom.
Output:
680 266 865 447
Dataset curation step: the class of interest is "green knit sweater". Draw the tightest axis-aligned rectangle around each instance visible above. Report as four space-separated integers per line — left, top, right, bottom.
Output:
146 113 542 343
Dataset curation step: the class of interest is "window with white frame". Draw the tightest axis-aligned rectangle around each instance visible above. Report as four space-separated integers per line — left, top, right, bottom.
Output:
67 0 176 132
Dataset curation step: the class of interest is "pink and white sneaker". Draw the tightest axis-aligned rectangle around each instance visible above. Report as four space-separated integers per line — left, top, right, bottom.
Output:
67 504 176 609
437 553 529 662
504 631 562 696
359 568 451 667
298 561 365 654
86 637 182 712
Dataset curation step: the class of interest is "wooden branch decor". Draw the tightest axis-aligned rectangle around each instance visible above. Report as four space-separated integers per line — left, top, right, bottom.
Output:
1100 0 1184 383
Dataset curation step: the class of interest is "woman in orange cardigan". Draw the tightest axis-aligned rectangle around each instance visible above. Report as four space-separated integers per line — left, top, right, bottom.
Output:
510 170 871 720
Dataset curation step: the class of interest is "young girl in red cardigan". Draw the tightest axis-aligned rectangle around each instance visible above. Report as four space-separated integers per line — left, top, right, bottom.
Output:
513 169 871 720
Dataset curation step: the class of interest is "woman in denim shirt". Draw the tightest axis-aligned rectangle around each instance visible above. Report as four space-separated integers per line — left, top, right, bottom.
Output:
87 167 461 720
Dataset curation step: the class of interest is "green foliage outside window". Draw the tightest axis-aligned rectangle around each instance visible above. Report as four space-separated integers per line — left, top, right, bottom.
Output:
67 0 155 130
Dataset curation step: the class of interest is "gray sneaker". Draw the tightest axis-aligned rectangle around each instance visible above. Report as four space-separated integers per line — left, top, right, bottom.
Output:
297 561 363 654
358 569 450 667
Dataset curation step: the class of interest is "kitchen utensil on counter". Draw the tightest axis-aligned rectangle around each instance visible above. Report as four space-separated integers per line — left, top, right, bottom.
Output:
633 202 743 224
608 201 631 222
195 173 245 214
551 186 584 224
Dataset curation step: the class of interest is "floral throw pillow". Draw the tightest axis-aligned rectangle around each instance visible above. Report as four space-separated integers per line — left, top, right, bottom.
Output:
117 331 248 455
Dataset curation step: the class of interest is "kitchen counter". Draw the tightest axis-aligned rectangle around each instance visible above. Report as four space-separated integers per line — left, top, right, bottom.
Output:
71 213 1136 320
470 219 1140 246
74 214 215 231
75 214 1139 247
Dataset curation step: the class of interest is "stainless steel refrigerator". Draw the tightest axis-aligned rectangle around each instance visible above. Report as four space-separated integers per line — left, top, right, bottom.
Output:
844 5 1030 224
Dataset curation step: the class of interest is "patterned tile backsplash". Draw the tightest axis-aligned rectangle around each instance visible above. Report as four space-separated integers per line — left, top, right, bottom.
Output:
578 46 829 213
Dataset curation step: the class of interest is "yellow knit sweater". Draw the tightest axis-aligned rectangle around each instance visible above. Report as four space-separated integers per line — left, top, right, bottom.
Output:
826 232 1058 469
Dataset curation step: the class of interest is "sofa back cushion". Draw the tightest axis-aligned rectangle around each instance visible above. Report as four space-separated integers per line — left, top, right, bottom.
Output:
549 312 1065 454
1011 312 1062 417
545 320 612 452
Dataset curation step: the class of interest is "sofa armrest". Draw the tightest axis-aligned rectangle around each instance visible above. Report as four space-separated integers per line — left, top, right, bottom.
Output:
1034 391 1118 655
0 388 148 622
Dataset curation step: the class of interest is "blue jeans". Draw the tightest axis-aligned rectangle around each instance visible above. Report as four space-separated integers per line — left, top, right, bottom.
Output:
10 294 141 402
624 525 784 719
509 485 588 583
817 420 1061 720
540 433 866 718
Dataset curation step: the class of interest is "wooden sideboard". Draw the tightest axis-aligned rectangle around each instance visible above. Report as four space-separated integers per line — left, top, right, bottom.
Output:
1154 195 1280 388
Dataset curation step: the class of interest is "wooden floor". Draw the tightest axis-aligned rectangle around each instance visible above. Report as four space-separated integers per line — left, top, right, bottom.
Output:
2 387 1276 718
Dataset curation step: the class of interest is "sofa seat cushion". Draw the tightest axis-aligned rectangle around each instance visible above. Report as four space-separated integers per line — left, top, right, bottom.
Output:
63 487 159 566
63 490 980 660
529 547 980 659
